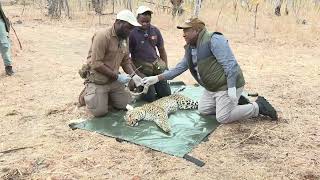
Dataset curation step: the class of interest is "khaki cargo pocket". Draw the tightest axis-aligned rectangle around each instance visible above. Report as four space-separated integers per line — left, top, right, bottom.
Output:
84 85 97 110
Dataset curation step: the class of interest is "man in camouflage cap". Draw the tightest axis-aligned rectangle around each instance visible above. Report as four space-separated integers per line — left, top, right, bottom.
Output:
143 17 278 123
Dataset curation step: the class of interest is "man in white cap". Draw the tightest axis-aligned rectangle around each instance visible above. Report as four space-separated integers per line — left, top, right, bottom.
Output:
128 6 171 102
78 9 142 117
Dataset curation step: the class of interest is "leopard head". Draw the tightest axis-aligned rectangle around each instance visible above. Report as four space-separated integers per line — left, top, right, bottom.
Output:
124 107 145 127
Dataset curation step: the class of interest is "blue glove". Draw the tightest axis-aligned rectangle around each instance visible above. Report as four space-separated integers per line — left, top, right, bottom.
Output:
117 73 131 84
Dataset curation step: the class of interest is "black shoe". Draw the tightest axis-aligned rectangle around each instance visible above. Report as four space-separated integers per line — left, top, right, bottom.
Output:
5 66 14 76
238 95 250 105
255 96 278 120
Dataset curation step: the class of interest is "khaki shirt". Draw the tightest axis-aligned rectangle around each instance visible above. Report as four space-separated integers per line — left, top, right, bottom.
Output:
87 26 131 74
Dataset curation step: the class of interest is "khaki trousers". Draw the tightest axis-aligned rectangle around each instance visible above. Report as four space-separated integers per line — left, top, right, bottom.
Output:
84 82 132 117
198 87 259 123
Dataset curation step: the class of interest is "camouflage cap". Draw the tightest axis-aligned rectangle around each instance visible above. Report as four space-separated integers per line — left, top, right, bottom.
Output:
177 17 205 29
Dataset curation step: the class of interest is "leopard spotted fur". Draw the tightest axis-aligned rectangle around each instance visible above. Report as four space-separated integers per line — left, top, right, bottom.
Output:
124 94 198 133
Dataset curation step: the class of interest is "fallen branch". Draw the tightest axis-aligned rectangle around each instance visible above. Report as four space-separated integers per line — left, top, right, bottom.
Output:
236 124 279 146
0 146 33 154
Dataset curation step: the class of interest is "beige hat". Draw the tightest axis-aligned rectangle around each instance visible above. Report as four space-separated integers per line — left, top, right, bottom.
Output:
136 6 153 15
177 17 205 29
116 9 141 26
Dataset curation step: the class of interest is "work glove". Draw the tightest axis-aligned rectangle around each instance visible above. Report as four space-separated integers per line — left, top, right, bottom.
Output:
131 74 143 87
228 87 238 104
142 76 159 86
142 85 150 94
117 73 131 84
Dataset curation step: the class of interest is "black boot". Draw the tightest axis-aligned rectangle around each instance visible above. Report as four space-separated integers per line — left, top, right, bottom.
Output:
5 66 14 76
256 96 278 120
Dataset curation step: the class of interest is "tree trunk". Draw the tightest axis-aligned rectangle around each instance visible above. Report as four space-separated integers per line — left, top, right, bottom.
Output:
124 0 132 11
275 0 282 16
64 0 70 18
48 0 60 18
92 0 102 14
47 0 71 18
193 0 202 17
254 3 259 37
171 0 184 17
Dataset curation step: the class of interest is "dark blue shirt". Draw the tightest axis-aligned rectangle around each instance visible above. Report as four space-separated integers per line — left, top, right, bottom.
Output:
129 25 164 63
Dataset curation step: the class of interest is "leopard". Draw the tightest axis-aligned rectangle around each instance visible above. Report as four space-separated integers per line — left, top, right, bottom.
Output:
124 93 198 133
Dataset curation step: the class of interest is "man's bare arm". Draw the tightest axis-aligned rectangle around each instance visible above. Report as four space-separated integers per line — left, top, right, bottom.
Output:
121 62 135 75
94 64 118 80
130 61 145 78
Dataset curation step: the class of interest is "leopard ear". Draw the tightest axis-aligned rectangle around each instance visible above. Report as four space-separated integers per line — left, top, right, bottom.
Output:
126 104 134 111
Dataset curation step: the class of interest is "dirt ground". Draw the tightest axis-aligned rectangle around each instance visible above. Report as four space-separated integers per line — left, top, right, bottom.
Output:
0 2 319 180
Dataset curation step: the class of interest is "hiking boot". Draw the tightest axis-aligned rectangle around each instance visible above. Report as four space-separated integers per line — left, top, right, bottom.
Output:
5 66 14 76
255 96 278 120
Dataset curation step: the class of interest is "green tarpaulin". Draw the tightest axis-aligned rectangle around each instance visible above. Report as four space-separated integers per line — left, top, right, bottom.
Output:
69 82 219 158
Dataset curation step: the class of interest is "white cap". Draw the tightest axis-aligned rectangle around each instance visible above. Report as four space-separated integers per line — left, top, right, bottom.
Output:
136 6 153 15
116 9 141 26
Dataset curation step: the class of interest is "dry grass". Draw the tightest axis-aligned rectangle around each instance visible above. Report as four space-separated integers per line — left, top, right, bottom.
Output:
0 1 319 179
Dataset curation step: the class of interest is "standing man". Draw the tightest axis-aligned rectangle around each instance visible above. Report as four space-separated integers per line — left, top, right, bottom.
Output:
143 18 278 123
0 3 14 76
129 6 171 102
79 10 142 117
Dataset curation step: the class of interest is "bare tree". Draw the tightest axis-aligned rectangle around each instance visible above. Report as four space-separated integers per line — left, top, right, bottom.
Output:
193 0 202 17
124 0 132 11
275 0 293 16
253 3 259 37
170 0 184 17
47 0 70 18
